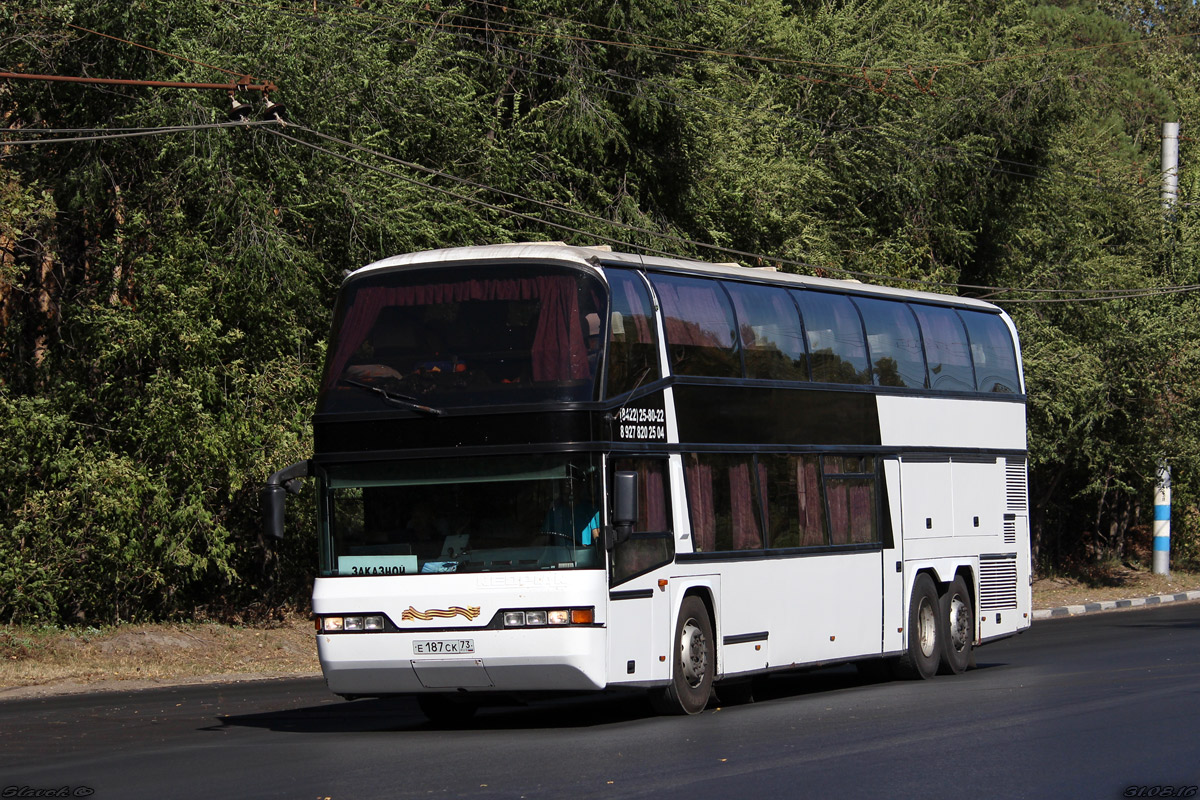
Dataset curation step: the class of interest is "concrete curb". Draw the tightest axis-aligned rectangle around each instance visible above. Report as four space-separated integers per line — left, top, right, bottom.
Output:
1033 589 1200 620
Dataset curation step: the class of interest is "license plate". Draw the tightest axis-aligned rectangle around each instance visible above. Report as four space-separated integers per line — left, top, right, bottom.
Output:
413 639 475 655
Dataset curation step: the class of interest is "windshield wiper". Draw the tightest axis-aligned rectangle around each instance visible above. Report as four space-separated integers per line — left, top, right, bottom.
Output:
338 378 445 417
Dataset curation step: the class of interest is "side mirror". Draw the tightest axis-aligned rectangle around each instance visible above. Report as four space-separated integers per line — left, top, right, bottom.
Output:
612 470 638 547
261 460 311 540
262 484 287 540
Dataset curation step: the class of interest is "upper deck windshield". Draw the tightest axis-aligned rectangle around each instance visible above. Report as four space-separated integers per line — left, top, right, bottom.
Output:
318 263 607 412
319 455 603 577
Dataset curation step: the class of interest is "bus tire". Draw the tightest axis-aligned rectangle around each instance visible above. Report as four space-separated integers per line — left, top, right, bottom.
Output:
417 693 478 726
894 572 940 680
938 575 974 675
650 595 714 715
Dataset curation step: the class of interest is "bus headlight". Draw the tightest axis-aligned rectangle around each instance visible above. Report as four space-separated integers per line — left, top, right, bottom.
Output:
502 607 594 627
319 614 390 632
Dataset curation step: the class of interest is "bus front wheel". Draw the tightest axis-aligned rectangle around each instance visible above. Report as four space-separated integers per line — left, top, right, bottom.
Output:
894 573 940 680
650 595 714 715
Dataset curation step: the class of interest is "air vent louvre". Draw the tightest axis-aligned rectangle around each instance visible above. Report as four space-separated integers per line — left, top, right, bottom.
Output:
1005 458 1028 513
980 557 1018 611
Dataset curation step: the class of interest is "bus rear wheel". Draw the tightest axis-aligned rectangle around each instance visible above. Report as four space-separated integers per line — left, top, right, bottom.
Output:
894 573 940 680
938 575 974 675
650 595 714 715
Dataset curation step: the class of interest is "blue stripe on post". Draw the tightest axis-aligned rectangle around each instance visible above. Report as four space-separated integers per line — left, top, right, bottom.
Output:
1154 536 1171 552
1155 505 1171 521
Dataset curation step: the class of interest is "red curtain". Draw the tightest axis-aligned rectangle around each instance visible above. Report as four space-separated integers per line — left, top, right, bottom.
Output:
730 461 762 550
797 457 826 547
644 463 667 531
323 276 588 389
686 460 715 552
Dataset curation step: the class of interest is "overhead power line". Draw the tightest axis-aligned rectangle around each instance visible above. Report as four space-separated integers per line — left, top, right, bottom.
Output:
0 71 278 93
0 120 280 147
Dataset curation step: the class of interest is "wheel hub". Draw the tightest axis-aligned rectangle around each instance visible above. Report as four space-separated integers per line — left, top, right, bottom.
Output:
680 618 708 688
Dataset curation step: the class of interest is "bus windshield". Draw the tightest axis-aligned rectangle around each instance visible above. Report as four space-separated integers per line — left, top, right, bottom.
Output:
318 263 607 412
320 455 604 576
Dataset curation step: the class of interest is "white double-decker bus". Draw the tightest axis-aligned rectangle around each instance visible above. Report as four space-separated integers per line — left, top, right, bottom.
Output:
264 243 1030 720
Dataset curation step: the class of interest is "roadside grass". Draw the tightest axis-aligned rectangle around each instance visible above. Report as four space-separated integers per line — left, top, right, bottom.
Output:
3 563 1200 697
1031 563 1200 609
0 614 319 694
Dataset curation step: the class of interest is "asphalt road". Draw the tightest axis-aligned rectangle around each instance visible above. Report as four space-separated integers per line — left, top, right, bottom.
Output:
3 603 1199 800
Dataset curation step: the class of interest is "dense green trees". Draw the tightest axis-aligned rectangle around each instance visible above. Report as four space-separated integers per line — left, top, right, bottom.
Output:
2 0 1198 621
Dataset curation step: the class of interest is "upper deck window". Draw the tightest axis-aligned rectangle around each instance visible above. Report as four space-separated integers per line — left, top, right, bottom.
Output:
852 296 927 389
960 311 1021 393
650 274 741 378
723 282 809 380
911 304 975 392
791 290 871 385
605 270 661 397
318 264 606 412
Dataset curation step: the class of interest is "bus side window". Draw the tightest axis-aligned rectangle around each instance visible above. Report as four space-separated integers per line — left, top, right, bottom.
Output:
723 281 809 381
650 275 741 378
959 310 1021 393
912 305 975 392
760 454 827 548
605 270 661 397
791 291 871 385
610 459 674 585
823 456 879 545
684 453 764 552
852 296 928 389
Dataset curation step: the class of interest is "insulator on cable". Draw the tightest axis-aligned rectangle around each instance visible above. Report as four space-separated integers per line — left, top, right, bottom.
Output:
228 94 253 121
261 96 287 123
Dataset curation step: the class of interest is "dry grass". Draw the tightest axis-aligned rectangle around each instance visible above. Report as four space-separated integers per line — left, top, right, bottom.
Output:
1031 565 1200 609
3 565 1199 698
0 614 319 698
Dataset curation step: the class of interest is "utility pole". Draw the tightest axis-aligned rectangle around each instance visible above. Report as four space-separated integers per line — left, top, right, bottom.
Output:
1155 122 1179 576
1162 122 1180 209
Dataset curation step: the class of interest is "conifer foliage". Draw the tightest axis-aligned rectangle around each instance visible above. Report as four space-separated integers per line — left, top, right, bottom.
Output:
2 0 1198 621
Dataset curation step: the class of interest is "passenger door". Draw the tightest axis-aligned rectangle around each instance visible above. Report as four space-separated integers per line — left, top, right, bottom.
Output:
605 456 675 686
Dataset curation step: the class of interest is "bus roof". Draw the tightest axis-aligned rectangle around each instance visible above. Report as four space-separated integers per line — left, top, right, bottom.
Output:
354 243 1003 313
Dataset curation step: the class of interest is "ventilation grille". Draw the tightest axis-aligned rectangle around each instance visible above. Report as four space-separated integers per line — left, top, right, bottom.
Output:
980 557 1019 611
1005 458 1028 513
1003 517 1017 546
